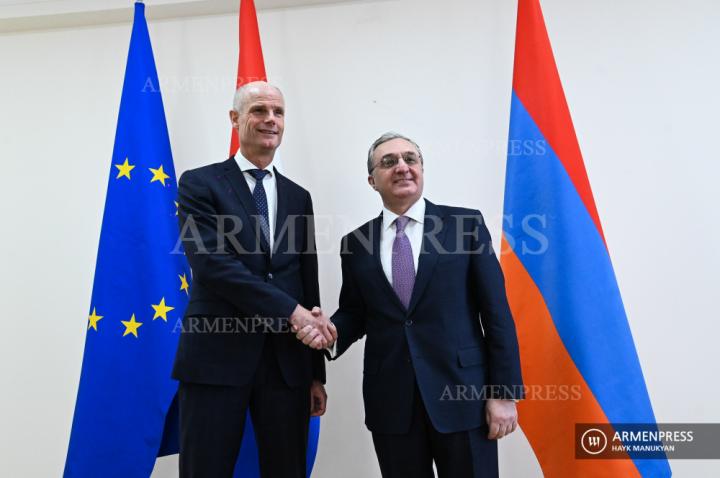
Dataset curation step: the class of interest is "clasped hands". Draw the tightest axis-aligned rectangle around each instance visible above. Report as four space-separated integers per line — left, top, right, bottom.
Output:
289 305 337 350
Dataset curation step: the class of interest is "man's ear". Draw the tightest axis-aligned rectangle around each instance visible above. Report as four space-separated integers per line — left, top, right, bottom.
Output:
368 175 376 190
229 110 239 128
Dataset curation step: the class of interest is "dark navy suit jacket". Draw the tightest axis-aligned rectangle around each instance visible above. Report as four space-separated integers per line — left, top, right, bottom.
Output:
172 157 325 388
331 199 523 434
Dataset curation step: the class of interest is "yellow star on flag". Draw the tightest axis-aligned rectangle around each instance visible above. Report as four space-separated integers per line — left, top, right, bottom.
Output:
121 314 143 338
115 158 135 180
88 307 103 331
149 164 170 186
151 297 175 321
174 201 179 216
179 273 190 295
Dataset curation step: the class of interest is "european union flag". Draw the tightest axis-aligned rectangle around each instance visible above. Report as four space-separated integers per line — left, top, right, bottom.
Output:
64 3 190 476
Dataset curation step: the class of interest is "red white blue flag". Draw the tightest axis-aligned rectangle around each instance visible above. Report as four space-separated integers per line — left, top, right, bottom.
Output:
230 1 320 476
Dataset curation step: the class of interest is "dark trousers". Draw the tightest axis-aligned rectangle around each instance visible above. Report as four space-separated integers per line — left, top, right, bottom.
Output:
371 384 498 478
178 338 311 478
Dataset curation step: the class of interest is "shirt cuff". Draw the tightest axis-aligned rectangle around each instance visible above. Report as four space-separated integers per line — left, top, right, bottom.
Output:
326 341 337 359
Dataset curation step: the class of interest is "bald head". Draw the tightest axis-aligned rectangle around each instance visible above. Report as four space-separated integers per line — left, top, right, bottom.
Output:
229 81 285 167
232 81 284 113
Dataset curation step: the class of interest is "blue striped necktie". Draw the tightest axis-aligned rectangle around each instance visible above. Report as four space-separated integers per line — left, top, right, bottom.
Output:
248 168 270 244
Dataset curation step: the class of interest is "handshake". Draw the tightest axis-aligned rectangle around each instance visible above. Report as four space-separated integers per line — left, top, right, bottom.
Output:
289 305 338 350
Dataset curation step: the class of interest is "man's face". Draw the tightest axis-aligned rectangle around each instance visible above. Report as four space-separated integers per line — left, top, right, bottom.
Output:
368 138 424 205
231 85 285 153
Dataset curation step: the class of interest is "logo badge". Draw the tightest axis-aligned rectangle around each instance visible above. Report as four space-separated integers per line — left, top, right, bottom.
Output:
580 428 608 455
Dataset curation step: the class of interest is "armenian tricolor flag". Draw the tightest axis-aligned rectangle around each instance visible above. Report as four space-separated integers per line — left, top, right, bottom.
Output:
501 1 671 476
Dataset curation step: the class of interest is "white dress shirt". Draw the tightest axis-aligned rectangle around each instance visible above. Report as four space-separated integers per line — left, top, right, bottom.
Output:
235 154 278 251
380 197 426 284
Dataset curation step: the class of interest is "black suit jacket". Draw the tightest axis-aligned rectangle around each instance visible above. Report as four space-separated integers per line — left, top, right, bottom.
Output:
172 157 325 387
331 200 523 434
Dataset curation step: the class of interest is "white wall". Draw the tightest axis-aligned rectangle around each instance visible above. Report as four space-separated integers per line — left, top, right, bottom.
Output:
1 0 719 476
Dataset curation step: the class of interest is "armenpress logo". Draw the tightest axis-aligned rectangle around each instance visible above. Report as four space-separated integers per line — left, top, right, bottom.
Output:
580 428 608 455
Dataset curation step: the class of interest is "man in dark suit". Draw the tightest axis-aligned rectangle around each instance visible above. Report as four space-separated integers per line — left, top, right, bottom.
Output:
299 132 524 477
173 81 335 478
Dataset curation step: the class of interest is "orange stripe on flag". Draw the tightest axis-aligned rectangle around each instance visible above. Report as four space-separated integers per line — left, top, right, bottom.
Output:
501 237 640 477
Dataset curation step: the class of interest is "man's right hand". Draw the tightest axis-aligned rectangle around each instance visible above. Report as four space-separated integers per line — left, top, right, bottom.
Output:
289 305 336 349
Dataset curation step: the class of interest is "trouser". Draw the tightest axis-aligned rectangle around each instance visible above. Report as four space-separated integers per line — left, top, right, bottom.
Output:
371 383 498 478
178 338 311 478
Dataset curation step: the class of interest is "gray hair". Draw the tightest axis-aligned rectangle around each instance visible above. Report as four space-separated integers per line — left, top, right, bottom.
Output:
367 132 424 174
232 81 283 113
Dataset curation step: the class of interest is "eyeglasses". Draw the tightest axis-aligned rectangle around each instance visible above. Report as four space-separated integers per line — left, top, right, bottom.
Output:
369 152 422 173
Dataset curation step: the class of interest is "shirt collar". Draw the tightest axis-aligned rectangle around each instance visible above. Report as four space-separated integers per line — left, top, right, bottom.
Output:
235 153 275 177
382 197 426 231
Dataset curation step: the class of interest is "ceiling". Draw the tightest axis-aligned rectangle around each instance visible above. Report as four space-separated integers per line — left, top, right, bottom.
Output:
0 0 365 33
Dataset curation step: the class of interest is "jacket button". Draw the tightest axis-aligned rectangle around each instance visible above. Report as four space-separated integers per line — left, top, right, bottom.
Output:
266 273 274 281
405 320 413 326
406 356 412 363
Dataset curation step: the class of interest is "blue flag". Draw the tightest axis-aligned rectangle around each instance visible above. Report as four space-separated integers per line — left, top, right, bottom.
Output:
64 3 190 476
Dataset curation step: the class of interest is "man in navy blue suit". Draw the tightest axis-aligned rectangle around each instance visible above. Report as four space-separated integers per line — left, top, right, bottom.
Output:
298 132 524 477
173 82 335 478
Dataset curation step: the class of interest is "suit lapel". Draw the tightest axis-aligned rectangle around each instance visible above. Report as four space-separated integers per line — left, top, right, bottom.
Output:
273 168 290 255
222 158 270 254
407 200 447 315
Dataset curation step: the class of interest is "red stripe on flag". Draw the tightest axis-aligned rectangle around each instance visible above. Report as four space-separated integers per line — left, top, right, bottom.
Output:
230 0 268 156
511 0 606 246
501 238 640 477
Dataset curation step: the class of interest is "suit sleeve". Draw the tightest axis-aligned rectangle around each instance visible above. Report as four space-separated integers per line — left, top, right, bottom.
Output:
470 212 525 400
177 170 298 318
299 192 326 383
329 235 368 360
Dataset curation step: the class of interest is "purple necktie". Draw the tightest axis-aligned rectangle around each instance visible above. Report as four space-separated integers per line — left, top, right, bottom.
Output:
392 216 415 309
